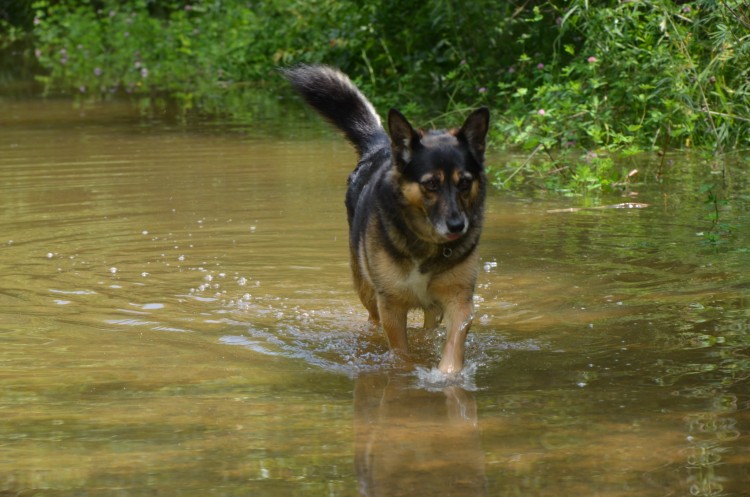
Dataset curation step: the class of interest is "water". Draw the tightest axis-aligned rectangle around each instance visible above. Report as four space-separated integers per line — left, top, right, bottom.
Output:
1 97 749 496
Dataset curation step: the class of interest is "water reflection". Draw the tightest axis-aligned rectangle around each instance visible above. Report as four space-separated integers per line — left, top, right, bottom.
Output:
354 372 486 496
685 407 742 496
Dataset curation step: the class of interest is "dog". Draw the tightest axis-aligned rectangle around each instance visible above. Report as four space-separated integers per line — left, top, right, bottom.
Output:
284 65 489 373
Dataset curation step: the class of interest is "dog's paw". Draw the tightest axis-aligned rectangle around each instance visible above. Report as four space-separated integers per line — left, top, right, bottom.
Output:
413 363 478 392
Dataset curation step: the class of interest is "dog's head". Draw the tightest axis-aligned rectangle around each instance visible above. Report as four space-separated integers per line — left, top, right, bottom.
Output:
388 107 490 243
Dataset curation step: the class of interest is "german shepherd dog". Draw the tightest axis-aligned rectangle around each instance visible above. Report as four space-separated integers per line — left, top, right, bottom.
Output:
284 65 489 373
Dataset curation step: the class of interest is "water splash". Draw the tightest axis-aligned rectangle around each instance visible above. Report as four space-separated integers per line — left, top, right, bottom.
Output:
190 268 541 385
413 362 480 392
218 314 536 385
220 324 396 377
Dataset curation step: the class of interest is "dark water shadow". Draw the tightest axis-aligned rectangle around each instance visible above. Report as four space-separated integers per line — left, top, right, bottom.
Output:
354 371 487 497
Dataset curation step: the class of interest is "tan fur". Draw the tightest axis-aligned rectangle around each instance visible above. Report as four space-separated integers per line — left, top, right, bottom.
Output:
429 251 480 373
468 179 480 204
352 205 481 372
400 182 424 210
351 244 379 324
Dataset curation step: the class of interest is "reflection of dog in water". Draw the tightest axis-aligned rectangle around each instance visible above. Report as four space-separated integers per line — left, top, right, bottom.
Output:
354 373 487 496
284 65 490 373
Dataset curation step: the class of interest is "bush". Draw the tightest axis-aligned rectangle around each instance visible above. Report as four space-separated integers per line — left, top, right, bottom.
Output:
21 0 750 192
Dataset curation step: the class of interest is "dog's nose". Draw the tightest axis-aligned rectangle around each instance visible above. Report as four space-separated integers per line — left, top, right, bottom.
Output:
447 218 466 234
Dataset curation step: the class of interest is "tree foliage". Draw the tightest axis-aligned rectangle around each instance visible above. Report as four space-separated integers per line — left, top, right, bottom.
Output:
7 0 750 190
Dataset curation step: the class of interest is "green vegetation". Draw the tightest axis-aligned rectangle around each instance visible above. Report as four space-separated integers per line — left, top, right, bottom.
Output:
3 0 750 192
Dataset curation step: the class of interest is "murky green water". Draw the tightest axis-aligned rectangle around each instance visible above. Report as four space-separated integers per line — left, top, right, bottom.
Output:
1 97 749 496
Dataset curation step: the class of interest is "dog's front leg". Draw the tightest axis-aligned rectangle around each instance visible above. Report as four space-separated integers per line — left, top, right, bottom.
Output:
377 296 409 360
438 299 474 374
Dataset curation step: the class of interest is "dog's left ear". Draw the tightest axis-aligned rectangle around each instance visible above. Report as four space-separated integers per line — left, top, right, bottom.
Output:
388 108 421 169
457 107 490 164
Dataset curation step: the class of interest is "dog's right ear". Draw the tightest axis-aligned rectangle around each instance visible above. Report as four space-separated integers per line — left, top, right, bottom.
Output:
388 108 421 169
457 107 490 165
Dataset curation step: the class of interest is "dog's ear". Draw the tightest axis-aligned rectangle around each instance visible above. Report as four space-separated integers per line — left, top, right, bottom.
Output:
388 108 421 168
457 107 490 165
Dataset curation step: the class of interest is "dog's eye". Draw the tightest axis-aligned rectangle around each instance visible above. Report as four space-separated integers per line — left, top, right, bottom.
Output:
421 178 440 192
457 176 473 192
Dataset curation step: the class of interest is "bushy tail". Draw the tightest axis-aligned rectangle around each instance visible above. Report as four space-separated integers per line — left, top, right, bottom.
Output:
283 65 387 156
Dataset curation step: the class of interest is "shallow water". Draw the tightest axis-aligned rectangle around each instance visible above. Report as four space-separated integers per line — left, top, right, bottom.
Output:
1 97 749 496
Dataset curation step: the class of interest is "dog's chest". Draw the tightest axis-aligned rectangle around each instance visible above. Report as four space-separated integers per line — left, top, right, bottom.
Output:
396 261 433 306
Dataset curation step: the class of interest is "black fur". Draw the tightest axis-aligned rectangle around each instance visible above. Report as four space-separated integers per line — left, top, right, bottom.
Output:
283 65 388 155
283 64 490 373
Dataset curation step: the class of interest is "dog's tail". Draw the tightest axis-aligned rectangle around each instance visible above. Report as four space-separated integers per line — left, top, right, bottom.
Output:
283 65 388 156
